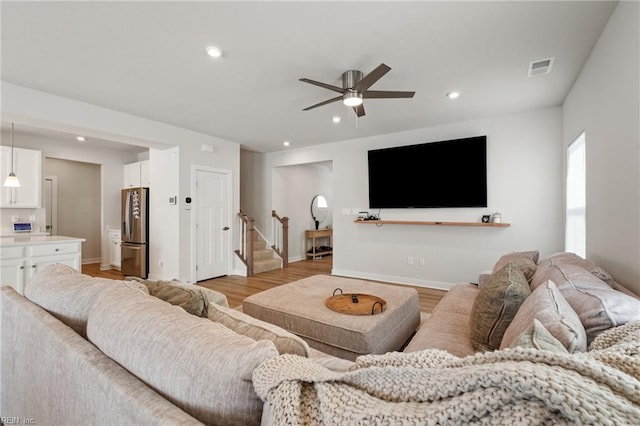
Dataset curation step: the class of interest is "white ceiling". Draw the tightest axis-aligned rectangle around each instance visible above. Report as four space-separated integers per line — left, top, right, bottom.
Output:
1 1 616 153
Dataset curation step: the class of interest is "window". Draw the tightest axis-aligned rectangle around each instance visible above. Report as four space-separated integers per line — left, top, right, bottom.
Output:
566 132 586 257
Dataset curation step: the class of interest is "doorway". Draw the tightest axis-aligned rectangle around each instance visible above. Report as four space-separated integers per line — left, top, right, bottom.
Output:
44 176 58 236
45 158 101 263
193 166 232 281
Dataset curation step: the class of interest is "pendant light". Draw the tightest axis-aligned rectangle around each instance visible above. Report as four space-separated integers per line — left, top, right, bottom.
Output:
4 123 21 187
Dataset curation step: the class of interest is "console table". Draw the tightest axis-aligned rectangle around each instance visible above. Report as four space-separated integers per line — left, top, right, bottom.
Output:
305 228 332 258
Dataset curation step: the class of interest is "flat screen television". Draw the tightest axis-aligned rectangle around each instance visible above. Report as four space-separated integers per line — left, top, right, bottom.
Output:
367 136 487 208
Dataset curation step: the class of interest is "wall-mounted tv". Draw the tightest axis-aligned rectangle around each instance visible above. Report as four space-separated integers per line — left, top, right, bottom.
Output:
367 136 487 209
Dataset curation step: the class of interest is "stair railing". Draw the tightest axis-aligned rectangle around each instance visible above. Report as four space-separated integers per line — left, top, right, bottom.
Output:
235 211 255 277
271 210 289 268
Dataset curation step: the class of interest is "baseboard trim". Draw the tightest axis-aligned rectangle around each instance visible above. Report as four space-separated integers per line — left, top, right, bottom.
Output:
330 268 455 291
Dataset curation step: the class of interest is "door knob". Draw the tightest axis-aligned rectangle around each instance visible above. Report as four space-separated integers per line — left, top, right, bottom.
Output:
222 226 230 231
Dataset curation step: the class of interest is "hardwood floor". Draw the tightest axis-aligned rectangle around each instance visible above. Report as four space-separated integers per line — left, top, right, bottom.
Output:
83 256 446 312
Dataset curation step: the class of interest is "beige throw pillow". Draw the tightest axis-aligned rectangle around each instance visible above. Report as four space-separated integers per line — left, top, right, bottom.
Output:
492 251 539 282
469 263 531 351
500 280 587 353
144 280 211 317
530 263 640 344
507 319 569 353
208 302 310 357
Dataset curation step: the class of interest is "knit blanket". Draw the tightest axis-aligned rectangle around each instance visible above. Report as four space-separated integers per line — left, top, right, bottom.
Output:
253 321 640 425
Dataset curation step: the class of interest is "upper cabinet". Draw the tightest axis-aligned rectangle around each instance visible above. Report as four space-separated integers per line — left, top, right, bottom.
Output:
0 147 42 208
123 160 150 188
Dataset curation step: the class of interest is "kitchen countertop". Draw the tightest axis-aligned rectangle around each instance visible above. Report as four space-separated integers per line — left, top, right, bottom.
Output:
0 235 86 247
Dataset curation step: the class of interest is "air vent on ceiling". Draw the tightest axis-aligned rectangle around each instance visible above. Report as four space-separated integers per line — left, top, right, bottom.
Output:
527 57 555 77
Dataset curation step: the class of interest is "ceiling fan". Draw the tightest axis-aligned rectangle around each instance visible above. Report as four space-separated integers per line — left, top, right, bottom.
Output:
299 63 415 117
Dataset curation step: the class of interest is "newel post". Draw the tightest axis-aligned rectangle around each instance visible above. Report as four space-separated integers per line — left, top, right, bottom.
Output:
281 216 289 268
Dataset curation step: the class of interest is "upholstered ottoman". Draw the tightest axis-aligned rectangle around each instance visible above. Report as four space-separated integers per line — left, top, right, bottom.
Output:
242 275 421 360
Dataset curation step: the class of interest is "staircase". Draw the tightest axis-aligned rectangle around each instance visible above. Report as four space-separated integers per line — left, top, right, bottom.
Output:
236 210 288 277
252 232 282 274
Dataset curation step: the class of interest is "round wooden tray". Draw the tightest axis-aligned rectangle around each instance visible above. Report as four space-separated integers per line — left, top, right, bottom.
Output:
325 291 387 315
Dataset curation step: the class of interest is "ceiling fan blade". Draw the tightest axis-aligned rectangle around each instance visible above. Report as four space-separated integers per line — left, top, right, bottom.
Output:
364 90 415 99
303 96 342 111
353 63 391 91
299 78 346 94
353 104 365 117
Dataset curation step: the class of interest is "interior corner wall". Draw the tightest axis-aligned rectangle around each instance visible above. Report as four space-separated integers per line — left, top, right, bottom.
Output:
260 107 563 289
562 1 640 295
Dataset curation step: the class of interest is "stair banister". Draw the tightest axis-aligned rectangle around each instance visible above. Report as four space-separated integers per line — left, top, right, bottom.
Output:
235 211 255 277
271 210 289 268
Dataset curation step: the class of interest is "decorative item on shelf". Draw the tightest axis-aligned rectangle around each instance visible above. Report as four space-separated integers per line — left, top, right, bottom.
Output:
491 212 502 223
481 215 491 223
3 123 21 188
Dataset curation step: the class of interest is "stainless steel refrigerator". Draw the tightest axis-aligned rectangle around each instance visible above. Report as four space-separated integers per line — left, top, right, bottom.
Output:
121 187 149 278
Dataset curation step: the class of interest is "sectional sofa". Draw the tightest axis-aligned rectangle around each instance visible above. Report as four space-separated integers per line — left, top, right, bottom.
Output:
1 252 639 424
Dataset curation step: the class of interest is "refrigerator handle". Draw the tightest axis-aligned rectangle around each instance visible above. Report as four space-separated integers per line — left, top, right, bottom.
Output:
124 191 131 238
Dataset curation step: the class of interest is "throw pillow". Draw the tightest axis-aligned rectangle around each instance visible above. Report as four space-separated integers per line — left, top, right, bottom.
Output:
208 302 310 357
507 319 569 353
530 264 640 344
145 280 208 317
536 252 614 286
492 251 539 282
500 280 587 353
469 263 531 351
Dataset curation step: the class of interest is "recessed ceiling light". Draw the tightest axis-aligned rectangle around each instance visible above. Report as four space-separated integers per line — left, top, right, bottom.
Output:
332 116 341 124
283 141 290 147
446 91 461 99
205 46 223 58
76 136 86 142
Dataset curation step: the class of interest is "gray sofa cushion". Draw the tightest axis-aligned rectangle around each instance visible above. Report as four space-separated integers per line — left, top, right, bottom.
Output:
403 283 479 357
86 287 278 426
24 264 148 337
208 301 311 357
470 263 531 351
1 287 201 425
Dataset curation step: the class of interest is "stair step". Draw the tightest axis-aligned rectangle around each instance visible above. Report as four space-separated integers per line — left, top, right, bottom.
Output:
253 258 281 274
254 248 275 261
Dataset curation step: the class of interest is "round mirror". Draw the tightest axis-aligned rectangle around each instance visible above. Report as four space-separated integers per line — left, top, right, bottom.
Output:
311 195 328 229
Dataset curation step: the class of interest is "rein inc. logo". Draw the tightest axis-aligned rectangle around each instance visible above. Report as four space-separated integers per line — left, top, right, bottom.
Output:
1 418 35 425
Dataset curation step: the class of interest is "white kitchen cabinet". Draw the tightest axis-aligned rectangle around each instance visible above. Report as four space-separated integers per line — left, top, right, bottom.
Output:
0 246 27 294
0 146 42 208
108 229 121 269
0 237 83 295
123 160 150 188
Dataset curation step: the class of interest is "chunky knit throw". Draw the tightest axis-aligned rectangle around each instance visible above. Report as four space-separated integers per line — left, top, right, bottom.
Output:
253 321 640 425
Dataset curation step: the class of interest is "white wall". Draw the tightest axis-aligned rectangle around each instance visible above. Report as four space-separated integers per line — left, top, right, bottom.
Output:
562 1 640 295
2 83 241 282
148 147 180 280
258 107 564 289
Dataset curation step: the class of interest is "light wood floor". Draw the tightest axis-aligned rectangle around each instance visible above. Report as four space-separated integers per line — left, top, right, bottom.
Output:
82 257 446 312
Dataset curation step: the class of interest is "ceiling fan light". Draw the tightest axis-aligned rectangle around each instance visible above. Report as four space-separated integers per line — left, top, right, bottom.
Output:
4 173 20 188
343 92 363 107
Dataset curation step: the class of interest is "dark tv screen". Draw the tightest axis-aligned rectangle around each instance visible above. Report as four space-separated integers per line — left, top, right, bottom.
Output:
367 136 487 208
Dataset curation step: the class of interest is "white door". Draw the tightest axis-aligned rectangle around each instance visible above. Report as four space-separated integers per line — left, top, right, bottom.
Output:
195 169 230 280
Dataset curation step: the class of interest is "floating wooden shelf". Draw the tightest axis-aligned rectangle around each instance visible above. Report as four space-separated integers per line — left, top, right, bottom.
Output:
354 220 510 227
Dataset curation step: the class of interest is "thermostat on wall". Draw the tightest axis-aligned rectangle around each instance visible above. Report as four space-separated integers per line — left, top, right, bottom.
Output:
13 222 32 233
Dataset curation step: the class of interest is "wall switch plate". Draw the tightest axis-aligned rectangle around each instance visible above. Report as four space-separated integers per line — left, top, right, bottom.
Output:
342 208 351 215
